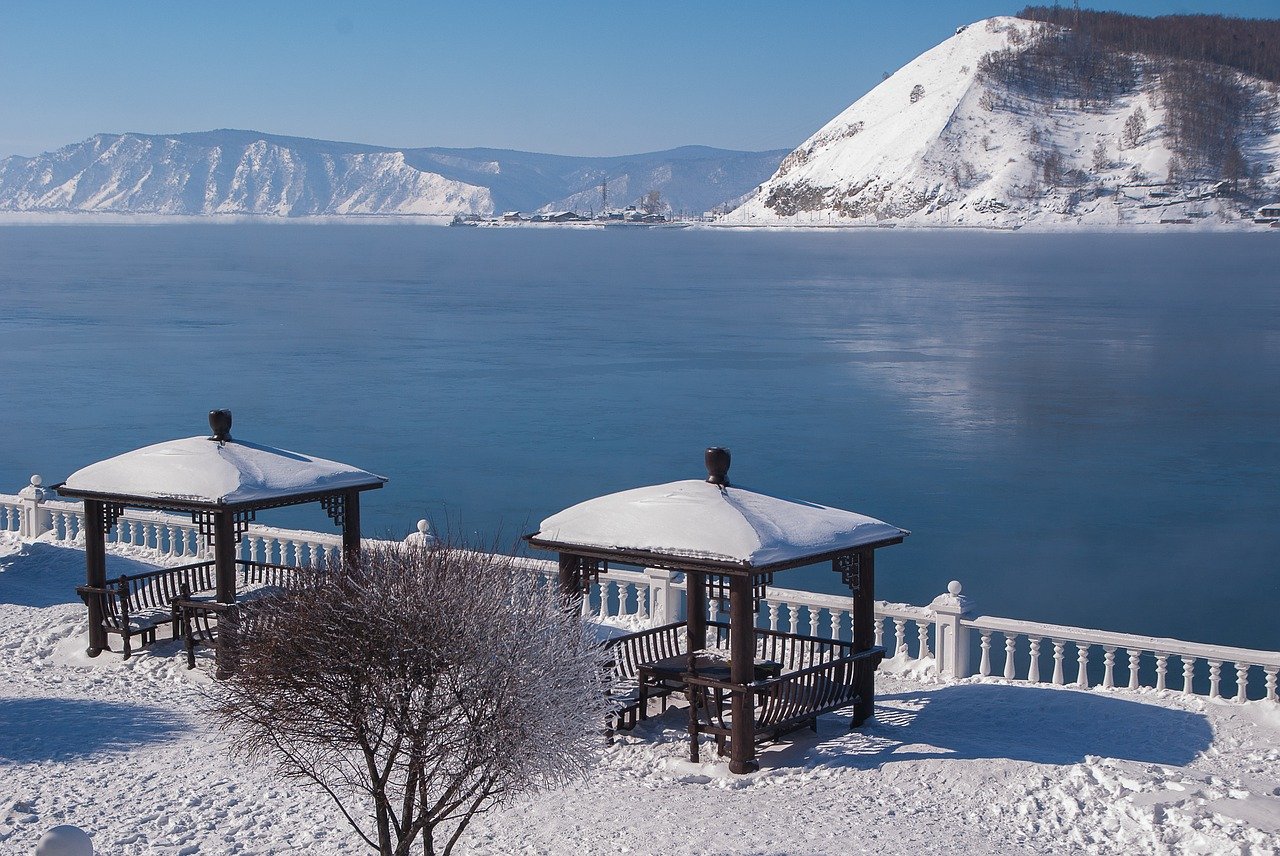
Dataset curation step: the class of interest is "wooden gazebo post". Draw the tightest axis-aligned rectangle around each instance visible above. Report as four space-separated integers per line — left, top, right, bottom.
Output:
342 487 362 564
850 548 876 727
83 499 109 656
214 509 237 604
727 573 757 774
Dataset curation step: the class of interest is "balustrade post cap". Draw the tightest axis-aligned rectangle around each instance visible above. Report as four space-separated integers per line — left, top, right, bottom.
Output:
36 825 94 856
20 474 49 500
405 519 438 547
929 580 974 617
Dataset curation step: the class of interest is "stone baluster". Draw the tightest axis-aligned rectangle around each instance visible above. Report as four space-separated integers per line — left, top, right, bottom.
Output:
1235 664 1250 703
978 630 992 677
828 609 841 640
766 601 780 632
1027 637 1042 683
893 619 908 658
599 580 614 619
1003 634 1017 680
873 617 885 648
1182 657 1196 695
917 621 931 658
1155 654 1169 691
1264 668 1278 703
1076 643 1090 688
1208 661 1222 699
1051 640 1066 685
1102 646 1116 689
1127 649 1142 690
636 584 649 621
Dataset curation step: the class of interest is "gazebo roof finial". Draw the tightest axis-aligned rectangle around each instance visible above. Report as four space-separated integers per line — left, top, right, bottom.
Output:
208 409 233 443
705 446 730 487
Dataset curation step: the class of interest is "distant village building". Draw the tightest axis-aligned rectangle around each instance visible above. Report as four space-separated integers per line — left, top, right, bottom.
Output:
502 211 524 222
1255 203 1280 223
542 211 585 223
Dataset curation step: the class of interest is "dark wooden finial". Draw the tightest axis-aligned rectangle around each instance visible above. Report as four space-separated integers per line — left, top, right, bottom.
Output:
208 409 233 442
705 447 731 486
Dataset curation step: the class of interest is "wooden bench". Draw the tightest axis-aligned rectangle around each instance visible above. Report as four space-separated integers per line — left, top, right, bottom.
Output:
76 561 216 659
174 562 321 676
686 625 885 755
601 620 687 738
75 559 319 660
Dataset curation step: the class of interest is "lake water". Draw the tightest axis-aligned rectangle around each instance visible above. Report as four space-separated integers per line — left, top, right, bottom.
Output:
1 225 1277 650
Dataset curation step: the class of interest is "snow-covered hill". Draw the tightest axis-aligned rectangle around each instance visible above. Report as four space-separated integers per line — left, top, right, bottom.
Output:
726 16 1280 229
0 131 787 218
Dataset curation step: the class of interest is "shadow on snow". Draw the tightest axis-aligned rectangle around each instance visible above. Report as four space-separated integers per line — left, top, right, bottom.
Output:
0 697 190 763
0 541 158 608
774 683 1213 769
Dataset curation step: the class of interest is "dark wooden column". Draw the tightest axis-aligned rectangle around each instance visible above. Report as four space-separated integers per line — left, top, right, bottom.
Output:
685 571 706 651
341 488 362 563
728 573 758 774
214 508 237 605
557 553 584 605
851 548 876 727
83 499 108 656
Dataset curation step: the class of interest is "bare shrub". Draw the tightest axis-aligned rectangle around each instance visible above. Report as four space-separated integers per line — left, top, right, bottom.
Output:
214 542 609 856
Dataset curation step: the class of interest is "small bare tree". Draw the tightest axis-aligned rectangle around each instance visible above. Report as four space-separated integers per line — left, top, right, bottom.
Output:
1122 106 1146 149
215 543 609 856
1092 138 1110 172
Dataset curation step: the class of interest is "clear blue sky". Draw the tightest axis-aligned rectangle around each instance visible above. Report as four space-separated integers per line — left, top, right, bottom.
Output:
1 0 1274 159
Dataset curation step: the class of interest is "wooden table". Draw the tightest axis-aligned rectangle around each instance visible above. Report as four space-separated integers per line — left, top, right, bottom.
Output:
637 652 782 720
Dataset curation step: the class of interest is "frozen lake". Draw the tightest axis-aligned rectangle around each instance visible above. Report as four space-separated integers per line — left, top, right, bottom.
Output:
1 224 1277 649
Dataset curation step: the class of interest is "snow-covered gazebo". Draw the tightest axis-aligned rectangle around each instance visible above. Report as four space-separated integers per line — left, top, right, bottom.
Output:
526 447 907 773
56 410 386 657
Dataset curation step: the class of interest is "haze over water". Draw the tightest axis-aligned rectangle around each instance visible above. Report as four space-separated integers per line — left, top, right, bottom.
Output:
2 225 1276 650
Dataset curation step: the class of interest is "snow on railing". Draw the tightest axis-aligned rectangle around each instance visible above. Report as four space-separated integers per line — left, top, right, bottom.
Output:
11 474 1277 703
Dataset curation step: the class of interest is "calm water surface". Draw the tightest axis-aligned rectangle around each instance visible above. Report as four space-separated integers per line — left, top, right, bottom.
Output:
1 225 1277 649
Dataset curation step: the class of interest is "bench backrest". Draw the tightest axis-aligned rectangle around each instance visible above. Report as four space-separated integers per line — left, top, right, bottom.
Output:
605 622 687 683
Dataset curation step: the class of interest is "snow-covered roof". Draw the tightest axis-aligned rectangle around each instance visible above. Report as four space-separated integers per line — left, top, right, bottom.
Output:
530 479 906 570
59 436 386 506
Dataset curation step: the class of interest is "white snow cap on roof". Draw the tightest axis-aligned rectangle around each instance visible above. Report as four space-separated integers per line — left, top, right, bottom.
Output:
62 436 386 505
535 479 905 568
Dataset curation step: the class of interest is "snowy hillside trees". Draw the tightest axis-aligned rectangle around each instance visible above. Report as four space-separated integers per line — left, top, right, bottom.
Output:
215 542 609 856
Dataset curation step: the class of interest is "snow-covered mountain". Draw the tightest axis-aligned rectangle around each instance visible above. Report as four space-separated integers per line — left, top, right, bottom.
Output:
727 16 1280 228
0 130 787 217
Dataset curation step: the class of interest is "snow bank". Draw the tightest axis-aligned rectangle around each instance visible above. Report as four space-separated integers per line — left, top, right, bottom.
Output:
1 534 1276 854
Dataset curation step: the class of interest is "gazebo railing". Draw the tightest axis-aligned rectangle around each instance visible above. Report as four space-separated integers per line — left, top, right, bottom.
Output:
12 484 344 571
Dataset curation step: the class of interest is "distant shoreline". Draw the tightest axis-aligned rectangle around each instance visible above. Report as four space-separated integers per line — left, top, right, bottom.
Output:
0 211 1273 234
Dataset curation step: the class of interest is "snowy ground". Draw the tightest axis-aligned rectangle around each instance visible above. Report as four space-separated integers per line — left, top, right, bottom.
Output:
2 535 1277 855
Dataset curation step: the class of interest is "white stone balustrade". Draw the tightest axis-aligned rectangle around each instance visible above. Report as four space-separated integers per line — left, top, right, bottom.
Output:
7 474 1279 704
